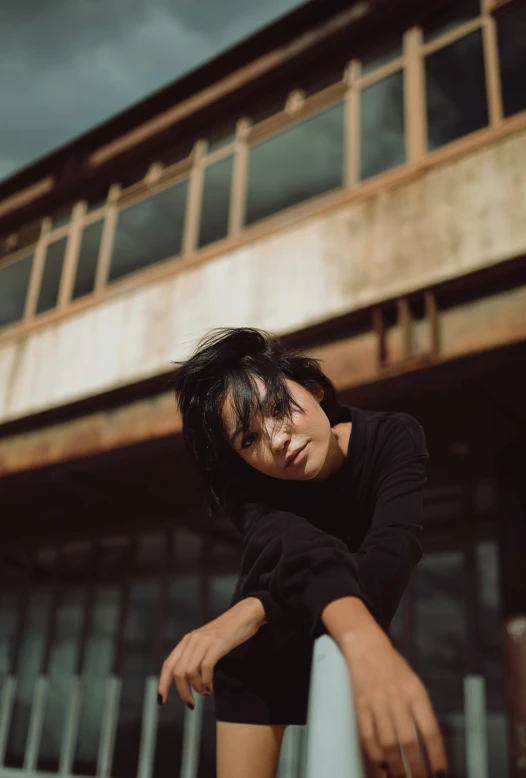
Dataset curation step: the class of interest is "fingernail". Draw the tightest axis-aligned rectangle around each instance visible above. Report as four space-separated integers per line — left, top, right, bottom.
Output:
186 702 195 711
157 693 163 706
205 687 212 695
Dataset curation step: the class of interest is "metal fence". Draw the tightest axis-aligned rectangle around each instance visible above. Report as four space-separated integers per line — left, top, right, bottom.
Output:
0 636 489 778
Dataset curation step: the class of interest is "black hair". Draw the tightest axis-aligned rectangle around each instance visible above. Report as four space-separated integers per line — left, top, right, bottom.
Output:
171 327 341 518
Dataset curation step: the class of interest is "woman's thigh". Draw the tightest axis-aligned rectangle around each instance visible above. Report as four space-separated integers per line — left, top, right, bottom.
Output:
216 721 286 778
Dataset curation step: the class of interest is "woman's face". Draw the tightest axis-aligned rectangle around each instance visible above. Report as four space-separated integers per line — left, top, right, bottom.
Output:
221 377 345 481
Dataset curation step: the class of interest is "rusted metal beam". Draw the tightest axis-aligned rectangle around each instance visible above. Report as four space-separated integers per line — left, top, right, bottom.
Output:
0 283 525 477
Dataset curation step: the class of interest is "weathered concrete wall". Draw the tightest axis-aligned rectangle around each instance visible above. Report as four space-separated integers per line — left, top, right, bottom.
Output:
0 128 525 424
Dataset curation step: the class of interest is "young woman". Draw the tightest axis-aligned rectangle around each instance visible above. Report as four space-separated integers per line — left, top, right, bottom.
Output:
157 327 449 778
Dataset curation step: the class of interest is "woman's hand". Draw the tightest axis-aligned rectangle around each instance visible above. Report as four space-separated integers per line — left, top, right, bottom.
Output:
322 596 448 778
157 597 265 708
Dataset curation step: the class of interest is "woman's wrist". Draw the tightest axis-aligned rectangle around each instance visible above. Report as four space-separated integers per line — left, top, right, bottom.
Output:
321 596 389 654
236 596 267 628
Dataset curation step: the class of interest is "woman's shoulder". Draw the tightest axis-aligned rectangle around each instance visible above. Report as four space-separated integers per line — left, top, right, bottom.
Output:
349 406 427 459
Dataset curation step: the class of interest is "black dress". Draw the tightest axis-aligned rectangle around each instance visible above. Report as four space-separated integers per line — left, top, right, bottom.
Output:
213 404 428 725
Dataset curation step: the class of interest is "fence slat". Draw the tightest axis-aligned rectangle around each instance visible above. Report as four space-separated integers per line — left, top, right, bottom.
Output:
96 676 122 778
180 694 204 778
59 676 83 775
464 674 489 778
0 676 17 766
136 677 159 778
24 676 49 771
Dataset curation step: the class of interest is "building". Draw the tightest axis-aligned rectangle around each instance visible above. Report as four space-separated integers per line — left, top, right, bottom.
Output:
1 0 525 776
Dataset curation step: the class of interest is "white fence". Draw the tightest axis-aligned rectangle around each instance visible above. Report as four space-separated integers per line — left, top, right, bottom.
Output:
0 636 488 778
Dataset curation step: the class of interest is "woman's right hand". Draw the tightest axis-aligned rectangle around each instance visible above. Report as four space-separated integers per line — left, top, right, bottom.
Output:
157 597 266 708
341 627 448 778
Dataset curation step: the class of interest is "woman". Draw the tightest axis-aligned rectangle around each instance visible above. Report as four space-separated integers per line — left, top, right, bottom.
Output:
157 327 449 778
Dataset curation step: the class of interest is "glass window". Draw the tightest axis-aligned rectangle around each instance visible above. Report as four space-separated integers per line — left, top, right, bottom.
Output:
109 181 188 282
0 253 33 327
361 36 403 76
497 2 526 118
422 0 480 43
198 156 233 248
245 102 344 225
73 586 120 775
36 237 67 315
360 71 405 179
72 220 103 300
426 30 488 151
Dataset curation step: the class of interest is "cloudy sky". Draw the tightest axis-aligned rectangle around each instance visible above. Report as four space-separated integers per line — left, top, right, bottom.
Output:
0 0 305 183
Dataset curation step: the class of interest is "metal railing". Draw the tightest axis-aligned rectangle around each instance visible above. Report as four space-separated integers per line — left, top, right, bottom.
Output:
0 636 489 778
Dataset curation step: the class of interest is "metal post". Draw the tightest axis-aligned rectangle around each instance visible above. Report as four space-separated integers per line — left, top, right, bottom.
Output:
96 675 122 778
0 676 17 766
23 675 49 771
277 724 304 778
304 635 365 778
59 676 83 775
464 674 489 778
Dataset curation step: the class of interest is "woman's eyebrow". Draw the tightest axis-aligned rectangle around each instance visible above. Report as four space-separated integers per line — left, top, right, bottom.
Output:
229 388 273 444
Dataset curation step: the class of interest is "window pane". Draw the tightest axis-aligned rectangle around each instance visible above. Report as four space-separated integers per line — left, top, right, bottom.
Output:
245 102 344 225
497 3 526 118
198 156 233 248
426 30 488 151
0 254 33 327
361 37 402 76
422 0 480 42
361 71 405 179
73 220 103 300
110 181 188 283
36 237 67 315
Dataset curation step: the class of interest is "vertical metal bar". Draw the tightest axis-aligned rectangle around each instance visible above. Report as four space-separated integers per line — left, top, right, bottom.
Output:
58 676 83 775
403 27 426 162
136 676 160 778
75 543 99 676
9 558 33 676
23 218 52 320
23 675 49 771
40 547 63 676
424 289 440 356
94 184 121 291
151 530 170 676
481 0 504 126
179 694 205 778
182 140 207 255
305 635 364 778
112 537 136 677
228 118 251 236
0 676 17 767
58 200 87 307
96 676 122 778
464 675 489 778
343 60 361 188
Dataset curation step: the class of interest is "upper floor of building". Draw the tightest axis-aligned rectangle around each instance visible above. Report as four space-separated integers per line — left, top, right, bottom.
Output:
0 0 525 426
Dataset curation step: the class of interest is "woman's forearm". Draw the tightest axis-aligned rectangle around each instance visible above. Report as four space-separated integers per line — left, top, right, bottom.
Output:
321 596 390 653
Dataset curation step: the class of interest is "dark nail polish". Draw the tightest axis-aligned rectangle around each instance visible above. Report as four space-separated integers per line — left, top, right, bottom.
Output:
187 702 195 711
157 693 163 706
205 687 212 694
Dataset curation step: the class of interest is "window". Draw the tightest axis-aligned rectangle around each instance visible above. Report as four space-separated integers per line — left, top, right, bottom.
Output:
198 156 234 248
109 180 188 283
245 102 344 225
361 71 405 179
361 36 403 76
0 254 33 327
36 238 67 315
426 30 488 150
422 0 480 42
72 221 103 300
497 2 526 117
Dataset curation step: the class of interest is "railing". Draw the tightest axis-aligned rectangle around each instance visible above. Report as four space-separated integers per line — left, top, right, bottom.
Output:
0 636 490 778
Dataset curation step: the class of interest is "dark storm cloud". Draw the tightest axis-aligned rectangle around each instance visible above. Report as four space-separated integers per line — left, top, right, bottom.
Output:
0 0 304 182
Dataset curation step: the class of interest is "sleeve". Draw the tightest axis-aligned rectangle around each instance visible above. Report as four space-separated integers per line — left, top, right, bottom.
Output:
239 413 427 641
238 504 377 641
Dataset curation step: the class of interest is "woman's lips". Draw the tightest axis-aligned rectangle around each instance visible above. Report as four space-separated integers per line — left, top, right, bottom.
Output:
286 443 308 467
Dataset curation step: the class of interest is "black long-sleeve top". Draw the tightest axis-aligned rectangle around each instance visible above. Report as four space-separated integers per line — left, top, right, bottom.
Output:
227 405 428 643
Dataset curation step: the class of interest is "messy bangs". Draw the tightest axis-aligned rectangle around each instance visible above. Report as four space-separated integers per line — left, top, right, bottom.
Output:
171 327 341 517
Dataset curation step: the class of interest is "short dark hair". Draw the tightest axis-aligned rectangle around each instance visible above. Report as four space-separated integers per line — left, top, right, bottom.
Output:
171 327 340 518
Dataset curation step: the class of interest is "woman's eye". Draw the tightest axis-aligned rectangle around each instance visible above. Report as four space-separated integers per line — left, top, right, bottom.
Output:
241 434 256 450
